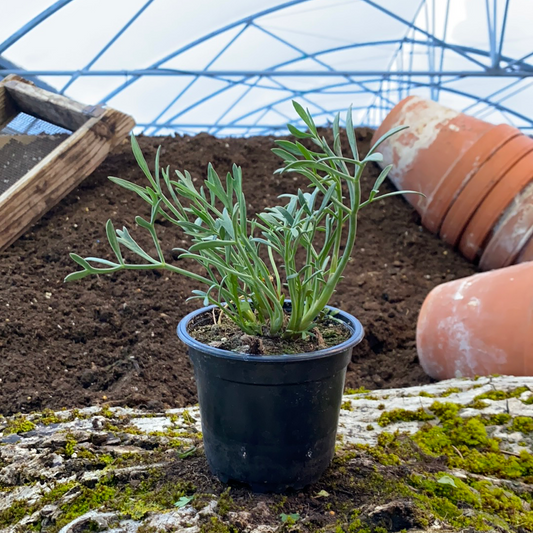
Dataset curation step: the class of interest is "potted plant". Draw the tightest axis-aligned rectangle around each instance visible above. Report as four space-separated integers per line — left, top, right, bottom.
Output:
66 102 416 492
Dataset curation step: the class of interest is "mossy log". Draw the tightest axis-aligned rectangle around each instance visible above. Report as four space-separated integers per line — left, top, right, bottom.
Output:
0 376 532 533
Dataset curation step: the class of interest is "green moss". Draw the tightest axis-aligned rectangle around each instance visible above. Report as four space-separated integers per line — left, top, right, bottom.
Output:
110 423 144 435
471 480 533 528
3 416 36 435
522 394 533 405
366 424 374 431
1 461 198 532
200 516 238 533
75 448 98 461
99 453 115 465
371 433 401 465
341 435 532 533
182 410 196 425
3 395 533 533
149 428 200 439
137 526 160 533
450 417 489 447
345 387 370 395
410 402 533 481
474 387 529 402
409 475 487 530
468 398 489 409
482 413 511 426
418 391 435 398
63 434 77 458
429 401 460 419
99 405 114 418
408 471 533 531
0 500 31 528
35 408 69 425
71 408 90 420
216 488 233 518
440 387 461 397
358 445 400 466
340 401 353 411
41 481 77 505
54 483 118 530
510 416 533 434
377 408 434 427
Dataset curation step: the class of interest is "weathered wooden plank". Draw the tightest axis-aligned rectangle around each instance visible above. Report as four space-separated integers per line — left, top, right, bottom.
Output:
0 75 20 130
4 77 105 132
0 108 135 251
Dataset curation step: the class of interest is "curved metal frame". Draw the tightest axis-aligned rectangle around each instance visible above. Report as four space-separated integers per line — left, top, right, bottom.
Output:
1 0 531 136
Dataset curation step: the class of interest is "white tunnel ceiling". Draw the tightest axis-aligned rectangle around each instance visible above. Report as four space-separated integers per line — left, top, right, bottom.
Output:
1 0 532 136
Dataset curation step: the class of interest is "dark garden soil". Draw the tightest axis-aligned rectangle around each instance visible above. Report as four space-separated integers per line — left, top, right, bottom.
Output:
0 129 478 416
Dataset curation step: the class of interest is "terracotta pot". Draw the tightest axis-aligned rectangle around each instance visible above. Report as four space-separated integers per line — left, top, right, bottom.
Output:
417 262 533 380
460 150 533 261
372 96 493 215
372 95 418 143
517 234 533 263
440 134 533 246
422 124 521 234
479 182 533 270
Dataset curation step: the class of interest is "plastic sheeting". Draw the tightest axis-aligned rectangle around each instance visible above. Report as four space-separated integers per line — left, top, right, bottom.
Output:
1 0 532 136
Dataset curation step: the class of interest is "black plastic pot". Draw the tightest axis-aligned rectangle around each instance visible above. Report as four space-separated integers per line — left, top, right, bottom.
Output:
177 304 364 493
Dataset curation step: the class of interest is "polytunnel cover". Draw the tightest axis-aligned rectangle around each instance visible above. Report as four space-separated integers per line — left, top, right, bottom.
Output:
0 0 532 136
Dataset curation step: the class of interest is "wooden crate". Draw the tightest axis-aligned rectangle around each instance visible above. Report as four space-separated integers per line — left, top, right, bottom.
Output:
0 75 135 251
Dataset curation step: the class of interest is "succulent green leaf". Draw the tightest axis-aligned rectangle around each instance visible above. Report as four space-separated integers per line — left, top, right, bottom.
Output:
189 240 236 252
135 216 152 230
287 123 313 138
367 124 408 157
345 105 359 160
105 220 123 264
174 495 194 508
108 176 152 204
64 270 92 282
362 152 384 163
437 475 457 488
130 134 157 189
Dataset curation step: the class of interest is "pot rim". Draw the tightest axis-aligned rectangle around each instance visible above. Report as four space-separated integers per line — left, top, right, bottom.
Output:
177 303 364 363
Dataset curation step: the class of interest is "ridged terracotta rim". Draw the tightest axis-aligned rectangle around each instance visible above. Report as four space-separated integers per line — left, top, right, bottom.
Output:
526 284 533 377
440 135 533 246
422 124 521 234
517 232 533 263
479 182 533 270
460 150 533 261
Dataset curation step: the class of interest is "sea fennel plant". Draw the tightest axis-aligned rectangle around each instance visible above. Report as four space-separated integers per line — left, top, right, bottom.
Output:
66 102 417 339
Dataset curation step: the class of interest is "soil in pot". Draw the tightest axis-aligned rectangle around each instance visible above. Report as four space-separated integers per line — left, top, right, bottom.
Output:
0 129 478 415
188 307 351 355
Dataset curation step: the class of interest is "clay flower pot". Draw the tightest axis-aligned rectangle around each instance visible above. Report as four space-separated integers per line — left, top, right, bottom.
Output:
416 262 533 380
372 96 493 216
479 182 533 270
439 134 533 247
459 149 533 261
422 124 521 234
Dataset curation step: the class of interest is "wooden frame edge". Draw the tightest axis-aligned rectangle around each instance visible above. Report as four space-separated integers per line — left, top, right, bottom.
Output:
0 108 135 251
3 75 105 132
0 75 20 130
